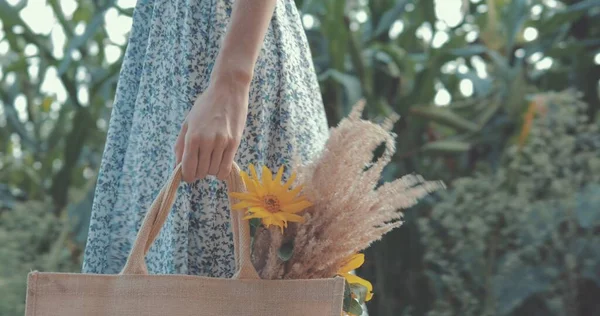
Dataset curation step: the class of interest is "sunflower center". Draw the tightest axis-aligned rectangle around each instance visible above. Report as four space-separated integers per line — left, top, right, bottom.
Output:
263 195 281 213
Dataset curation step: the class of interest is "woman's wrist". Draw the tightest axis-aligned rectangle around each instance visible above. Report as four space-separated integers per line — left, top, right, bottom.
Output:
207 0 277 95
209 65 253 90
206 64 252 110
210 44 255 89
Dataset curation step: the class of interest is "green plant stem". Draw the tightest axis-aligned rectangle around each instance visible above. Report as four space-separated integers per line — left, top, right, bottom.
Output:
483 226 499 315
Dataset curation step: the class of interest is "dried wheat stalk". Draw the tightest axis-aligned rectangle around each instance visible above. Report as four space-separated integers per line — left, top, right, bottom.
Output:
254 101 445 279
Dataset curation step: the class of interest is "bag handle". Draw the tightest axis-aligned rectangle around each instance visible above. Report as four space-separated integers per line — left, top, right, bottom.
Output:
120 162 260 280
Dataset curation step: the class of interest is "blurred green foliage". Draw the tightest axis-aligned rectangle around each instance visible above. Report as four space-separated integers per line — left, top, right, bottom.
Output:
419 90 600 316
1 0 599 315
0 199 82 315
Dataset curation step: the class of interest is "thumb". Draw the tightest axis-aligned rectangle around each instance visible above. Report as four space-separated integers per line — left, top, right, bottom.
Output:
174 121 188 166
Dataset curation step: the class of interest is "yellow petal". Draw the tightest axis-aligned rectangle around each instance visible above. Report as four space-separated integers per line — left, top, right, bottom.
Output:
268 170 286 199
270 186 285 201
243 214 259 221
274 166 284 184
272 212 287 224
282 172 297 191
278 184 306 204
239 171 258 195
285 184 304 201
244 208 272 219
342 273 373 302
274 215 287 230
231 200 260 211
281 200 312 214
277 190 296 204
252 179 267 197
278 212 305 223
339 254 365 273
249 164 260 181
261 166 274 191
262 216 272 226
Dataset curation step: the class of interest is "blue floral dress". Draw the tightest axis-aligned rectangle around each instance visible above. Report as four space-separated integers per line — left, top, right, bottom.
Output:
82 0 329 277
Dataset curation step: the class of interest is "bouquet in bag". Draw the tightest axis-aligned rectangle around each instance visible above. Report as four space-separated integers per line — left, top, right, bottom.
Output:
231 102 444 316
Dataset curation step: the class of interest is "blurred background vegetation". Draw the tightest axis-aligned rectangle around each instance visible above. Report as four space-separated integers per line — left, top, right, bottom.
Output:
1 0 599 315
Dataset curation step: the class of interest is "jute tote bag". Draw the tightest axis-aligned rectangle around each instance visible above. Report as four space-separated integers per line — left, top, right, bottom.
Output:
25 162 345 316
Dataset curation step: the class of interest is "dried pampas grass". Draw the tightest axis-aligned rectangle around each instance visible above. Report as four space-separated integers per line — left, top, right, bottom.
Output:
253 101 445 280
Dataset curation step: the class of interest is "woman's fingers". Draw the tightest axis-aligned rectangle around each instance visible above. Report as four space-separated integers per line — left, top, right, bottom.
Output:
182 133 200 183
181 133 234 182
174 121 187 166
207 135 226 177
195 137 213 180
179 127 240 183
216 138 238 180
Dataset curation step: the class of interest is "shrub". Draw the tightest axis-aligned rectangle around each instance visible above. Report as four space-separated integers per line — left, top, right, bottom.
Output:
419 90 600 316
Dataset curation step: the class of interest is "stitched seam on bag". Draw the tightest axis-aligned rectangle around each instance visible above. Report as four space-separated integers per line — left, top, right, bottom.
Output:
332 278 343 316
331 279 336 316
32 273 38 316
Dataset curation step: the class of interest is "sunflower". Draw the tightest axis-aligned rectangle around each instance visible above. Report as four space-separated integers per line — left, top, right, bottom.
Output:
230 164 312 232
338 253 374 302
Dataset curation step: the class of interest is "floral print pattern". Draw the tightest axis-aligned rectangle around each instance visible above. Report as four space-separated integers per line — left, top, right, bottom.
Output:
82 0 329 277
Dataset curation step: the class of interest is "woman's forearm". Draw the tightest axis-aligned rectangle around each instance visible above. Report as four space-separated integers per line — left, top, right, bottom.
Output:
210 0 278 88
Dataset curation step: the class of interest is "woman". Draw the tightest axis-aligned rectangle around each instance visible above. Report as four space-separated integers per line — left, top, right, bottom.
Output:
82 0 329 277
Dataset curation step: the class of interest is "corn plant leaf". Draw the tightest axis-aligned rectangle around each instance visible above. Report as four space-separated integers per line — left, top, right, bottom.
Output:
449 45 487 57
475 95 502 126
319 69 363 107
373 1 408 38
505 0 529 53
411 107 480 132
422 140 471 154
457 71 494 97
538 0 600 34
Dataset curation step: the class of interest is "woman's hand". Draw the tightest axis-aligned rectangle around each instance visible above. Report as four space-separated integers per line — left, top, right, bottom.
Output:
175 0 276 183
174 79 249 182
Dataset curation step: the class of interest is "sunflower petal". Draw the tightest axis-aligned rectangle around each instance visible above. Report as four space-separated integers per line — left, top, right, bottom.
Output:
274 166 284 184
282 172 297 191
286 184 304 199
231 201 260 211
278 184 307 204
243 214 258 221
272 213 288 231
252 180 267 197
340 254 365 273
262 216 282 230
261 166 274 191
239 171 257 195
245 208 271 218
269 166 286 198
272 212 287 224
281 200 312 214
279 212 305 223
249 164 260 181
